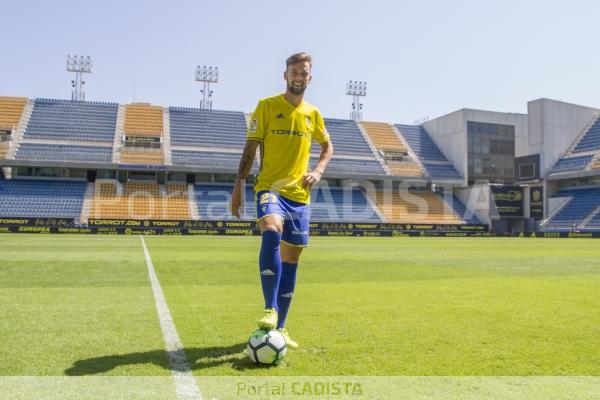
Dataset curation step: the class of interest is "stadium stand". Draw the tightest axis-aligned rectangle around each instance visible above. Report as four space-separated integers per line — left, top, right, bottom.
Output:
311 186 382 222
0 96 28 130
195 183 255 220
422 162 463 179
361 121 407 153
0 96 28 160
89 181 190 220
585 206 600 229
172 149 258 172
394 124 462 180
169 109 389 175
24 99 118 142
312 156 386 176
15 143 113 163
321 118 375 156
593 158 600 170
450 194 481 225
120 149 164 165
120 103 165 164
194 183 382 222
544 187 600 230
0 178 86 218
169 107 247 149
549 155 593 175
385 160 423 177
373 190 465 224
394 124 447 161
0 95 492 230
123 103 163 137
0 142 9 159
360 121 423 177
573 117 600 153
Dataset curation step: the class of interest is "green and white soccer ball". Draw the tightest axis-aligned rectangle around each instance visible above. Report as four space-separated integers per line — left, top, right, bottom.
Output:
246 329 287 365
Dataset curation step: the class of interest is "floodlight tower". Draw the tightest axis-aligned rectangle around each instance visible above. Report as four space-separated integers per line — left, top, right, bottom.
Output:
195 65 219 110
66 55 92 101
346 80 367 121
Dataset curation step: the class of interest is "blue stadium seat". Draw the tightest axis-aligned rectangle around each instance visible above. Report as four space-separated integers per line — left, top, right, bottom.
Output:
544 187 600 230
310 156 386 176
172 150 258 173
448 194 481 224
311 186 381 222
193 183 381 222
15 143 113 163
169 108 247 149
422 162 462 180
395 124 462 179
0 179 87 218
395 124 447 162
319 118 374 157
586 208 600 229
573 119 600 153
549 155 593 175
195 183 255 220
24 98 118 142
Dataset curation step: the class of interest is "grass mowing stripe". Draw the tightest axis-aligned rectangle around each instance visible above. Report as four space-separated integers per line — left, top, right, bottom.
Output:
141 236 202 400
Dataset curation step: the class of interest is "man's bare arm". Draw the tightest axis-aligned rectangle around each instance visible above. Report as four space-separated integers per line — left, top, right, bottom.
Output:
237 139 260 179
230 139 260 218
302 140 333 188
313 140 333 174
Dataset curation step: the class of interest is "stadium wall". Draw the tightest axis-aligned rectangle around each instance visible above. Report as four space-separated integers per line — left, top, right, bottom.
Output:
423 109 528 183
527 98 599 178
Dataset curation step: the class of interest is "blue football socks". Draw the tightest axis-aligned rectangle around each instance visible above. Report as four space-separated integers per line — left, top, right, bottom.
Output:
259 230 282 310
276 261 298 329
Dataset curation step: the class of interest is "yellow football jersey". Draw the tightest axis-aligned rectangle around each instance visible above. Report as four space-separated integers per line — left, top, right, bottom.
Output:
247 94 330 204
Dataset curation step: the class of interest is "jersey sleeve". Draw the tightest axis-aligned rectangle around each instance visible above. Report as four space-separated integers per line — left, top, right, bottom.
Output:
312 109 330 144
247 100 266 141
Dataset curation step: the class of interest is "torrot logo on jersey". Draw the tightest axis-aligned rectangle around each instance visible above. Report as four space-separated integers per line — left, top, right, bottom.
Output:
271 129 308 137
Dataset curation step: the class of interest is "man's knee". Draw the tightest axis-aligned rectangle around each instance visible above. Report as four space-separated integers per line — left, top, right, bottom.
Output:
259 215 283 233
281 255 301 263
281 244 303 263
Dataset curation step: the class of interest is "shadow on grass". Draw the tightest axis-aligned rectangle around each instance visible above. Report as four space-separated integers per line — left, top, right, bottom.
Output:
64 343 272 375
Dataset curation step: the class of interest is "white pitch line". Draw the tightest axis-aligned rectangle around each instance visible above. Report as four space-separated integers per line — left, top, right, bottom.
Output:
141 236 202 400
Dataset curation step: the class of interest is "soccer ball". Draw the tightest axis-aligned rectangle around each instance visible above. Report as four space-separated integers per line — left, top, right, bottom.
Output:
246 329 287 365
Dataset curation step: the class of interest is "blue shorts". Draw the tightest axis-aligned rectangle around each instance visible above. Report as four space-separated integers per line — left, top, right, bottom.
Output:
256 190 310 247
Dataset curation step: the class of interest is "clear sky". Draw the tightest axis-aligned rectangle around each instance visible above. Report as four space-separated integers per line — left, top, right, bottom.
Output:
2 0 599 123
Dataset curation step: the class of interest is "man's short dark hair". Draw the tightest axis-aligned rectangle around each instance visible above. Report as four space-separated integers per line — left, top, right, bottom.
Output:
286 52 312 68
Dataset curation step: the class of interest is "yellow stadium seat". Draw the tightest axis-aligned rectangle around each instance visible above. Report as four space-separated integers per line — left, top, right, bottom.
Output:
0 96 28 130
90 181 190 220
386 160 423 177
374 191 462 224
361 121 407 153
121 149 164 164
361 121 423 177
123 103 163 137
0 143 9 159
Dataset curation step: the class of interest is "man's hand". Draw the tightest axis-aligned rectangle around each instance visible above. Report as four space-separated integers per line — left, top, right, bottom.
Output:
301 170 322 189
230 178 244 218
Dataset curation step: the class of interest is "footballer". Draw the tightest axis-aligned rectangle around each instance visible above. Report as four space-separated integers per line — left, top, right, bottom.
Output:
230 52 333 349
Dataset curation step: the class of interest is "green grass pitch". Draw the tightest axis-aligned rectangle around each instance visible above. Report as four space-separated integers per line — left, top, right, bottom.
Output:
0 234 599 378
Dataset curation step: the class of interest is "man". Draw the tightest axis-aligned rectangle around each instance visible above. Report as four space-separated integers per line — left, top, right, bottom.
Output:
230 52 333 350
